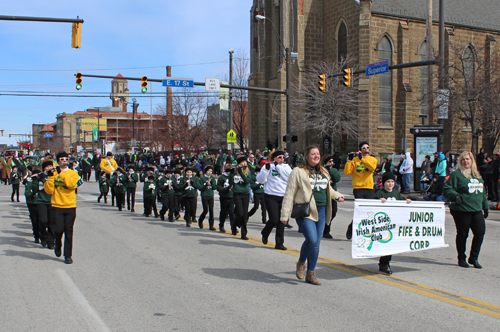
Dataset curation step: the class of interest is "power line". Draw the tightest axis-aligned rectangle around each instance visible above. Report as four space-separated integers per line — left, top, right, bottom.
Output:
0 61 230 72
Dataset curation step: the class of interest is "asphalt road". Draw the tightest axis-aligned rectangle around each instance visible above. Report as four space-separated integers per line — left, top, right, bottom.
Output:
1 177 500 331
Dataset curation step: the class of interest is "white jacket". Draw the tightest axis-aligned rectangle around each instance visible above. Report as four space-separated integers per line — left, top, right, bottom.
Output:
256 163 292 197
399 152 414 174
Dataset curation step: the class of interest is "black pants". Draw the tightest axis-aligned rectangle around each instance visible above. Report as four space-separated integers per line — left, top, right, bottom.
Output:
182 197 197 225
262 194 285 246
233 194 249 236
144 196 158 217
115 192 124 210
248 192 266 222
450 209 485 261
110 186 116 206
37 204 54 245
160 195 175 221
199 197 214 228
95 169 99 182
27 203 40 240
127 187 136 210
219 197 235 230
98 191 108 203
347 188 374 236
52 207 76 258
323 199 338 236
11 184 20 201
174 195 182 217
83 172 91 182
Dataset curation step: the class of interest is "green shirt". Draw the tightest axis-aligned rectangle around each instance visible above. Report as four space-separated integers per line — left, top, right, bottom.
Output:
34 173 51 205
99 177 109 193
198 175 216 198
328 167 341 191
373 188 404 200
158 176 175 197
250 173 264 194
442 171 488 212
311 173 329 207
217 174 233 198
230 169 250 195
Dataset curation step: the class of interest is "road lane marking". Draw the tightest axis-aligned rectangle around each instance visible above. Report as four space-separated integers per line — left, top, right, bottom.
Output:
57 269 111 332
194 222 500 320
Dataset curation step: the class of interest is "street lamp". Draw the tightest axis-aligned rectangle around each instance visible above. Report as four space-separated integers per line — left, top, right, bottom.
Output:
132 98 138 140
255 14 292 153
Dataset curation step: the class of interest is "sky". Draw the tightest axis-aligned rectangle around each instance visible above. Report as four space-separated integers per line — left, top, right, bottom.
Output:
0 1 251 146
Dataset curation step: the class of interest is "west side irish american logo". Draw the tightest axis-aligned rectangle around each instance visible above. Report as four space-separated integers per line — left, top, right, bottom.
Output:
356 211 396 250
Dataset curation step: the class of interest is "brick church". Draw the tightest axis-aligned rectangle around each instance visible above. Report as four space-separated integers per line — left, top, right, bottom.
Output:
248 0 500 159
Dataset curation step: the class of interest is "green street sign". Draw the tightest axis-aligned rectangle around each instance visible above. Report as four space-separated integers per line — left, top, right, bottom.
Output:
92 128 98 142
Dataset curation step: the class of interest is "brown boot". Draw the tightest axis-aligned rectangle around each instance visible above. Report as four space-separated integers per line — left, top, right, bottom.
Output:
306 271 321 285
296 261 306 279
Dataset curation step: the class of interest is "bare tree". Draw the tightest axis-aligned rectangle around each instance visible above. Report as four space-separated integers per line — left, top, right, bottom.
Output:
232 51 249 151
446 43 500 153
287 58 361 142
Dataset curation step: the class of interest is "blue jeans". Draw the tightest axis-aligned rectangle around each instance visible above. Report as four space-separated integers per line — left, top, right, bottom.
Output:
296 206 326 272
402 173 412 192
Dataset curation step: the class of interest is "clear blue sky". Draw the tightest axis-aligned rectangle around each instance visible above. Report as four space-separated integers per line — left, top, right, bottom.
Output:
0 1 251 146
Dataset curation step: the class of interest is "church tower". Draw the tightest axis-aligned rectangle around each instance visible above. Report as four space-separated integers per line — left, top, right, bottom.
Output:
110 73 129 112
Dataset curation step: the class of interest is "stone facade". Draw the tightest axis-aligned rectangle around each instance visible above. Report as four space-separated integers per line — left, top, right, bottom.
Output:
249 0 500 159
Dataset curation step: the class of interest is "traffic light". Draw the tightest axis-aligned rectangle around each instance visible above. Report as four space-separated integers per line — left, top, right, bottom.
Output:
319 74 326 92
141 76 148 93
0 130 3 136
343 68 352 87
75 72 82 90
9 134 12 138
28 134 31 138
71 23 82 49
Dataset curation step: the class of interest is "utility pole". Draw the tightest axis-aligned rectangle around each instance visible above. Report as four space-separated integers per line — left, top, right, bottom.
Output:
438 0 445 153
229 49 234 133
426 0 434 127
285 47 291 154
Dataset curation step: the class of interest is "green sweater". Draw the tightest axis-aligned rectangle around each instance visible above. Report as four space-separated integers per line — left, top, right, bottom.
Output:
34 173 51 205
24 179 37 204
373 188 404 200
125 172 139 188
442 171 488 212
250 173 264 194
329 167 341 191
109 174 127 194
99 177 109 193
217 174 233 198
198 175 216 198
10 171 21 185
230 169 250 195
144 180 157 197
158 176 175 197
176 176 198 198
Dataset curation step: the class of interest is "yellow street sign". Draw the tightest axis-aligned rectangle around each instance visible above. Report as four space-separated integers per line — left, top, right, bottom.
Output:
227 129 237 143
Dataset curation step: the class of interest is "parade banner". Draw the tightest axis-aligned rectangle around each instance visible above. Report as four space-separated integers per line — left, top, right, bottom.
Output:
352 200 448 258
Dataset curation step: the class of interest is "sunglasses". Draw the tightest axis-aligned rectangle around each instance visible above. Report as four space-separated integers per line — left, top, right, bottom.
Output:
59 157 69 161
276 156 285 159
361 146 370 150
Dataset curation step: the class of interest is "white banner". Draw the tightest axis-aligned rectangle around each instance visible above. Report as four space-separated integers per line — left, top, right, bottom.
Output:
352 200 448 258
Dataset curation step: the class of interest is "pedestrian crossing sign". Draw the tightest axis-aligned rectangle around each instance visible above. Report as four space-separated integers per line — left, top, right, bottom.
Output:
227 130 237 143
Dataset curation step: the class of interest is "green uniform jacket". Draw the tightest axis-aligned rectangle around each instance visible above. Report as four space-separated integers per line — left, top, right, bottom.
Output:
125 172 139 188
230 169 250 195
198 175 216 198
176 176 198 198
158 176 175 197
144 180 157 197
250 173 264 194
442 170 488 212
109 174 127 194
329 167 341 191
34 173 52 205
373 188 404 200
24 179 37 204
173 176 183 196
10 171 21 185
217 174 233 198
99 177 109 193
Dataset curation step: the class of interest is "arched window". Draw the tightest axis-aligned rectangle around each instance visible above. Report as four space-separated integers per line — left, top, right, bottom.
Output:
338 22 347 63
463 46 475 90
378 36 392 126
418 41 428 125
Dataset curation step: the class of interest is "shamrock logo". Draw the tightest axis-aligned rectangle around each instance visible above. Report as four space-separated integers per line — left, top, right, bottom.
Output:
468 179 484 194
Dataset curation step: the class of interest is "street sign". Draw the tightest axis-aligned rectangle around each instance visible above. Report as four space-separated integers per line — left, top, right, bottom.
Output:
92 128 98 142
162 77 194 88
43 134 53 138
205 78 220 91
227 129 237 143
366 60 389 77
